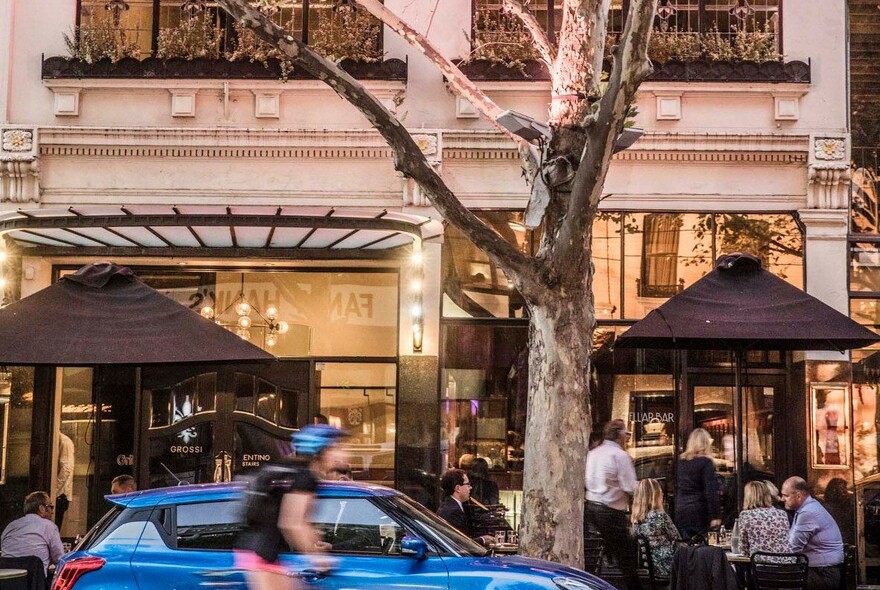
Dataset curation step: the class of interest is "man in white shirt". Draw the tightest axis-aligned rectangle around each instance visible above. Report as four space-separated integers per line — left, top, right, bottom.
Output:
55 431 75 529
585 419 641 590
1 491 65 573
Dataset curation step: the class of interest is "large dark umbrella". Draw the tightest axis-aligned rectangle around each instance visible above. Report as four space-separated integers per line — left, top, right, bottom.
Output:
0 262 275 365
616 253 879 506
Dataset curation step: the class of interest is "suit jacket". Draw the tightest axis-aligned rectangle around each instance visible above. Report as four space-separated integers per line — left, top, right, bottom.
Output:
437 496 472 536
669 545 739 590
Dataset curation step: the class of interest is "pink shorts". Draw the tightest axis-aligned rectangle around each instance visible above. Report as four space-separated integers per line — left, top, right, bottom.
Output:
234 550 289 576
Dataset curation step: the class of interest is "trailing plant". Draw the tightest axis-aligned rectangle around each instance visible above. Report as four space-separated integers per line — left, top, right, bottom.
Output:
647 28 701 64
468 8 542 70
226 22 295 80
157 12 221 60
63 12 141 63
310 5 383 62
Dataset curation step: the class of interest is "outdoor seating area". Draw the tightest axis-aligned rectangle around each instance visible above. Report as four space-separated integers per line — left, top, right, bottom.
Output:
586 531 859 590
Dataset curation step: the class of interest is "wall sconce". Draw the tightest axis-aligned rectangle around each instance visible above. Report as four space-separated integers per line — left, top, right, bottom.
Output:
410 241 424 353
412 322 423 353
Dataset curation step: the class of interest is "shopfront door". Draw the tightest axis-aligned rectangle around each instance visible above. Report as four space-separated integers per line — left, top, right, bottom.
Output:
685 371 786 525
139 362 311 489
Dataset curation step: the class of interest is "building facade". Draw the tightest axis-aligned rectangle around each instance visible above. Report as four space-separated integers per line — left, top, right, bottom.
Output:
1 0 876 581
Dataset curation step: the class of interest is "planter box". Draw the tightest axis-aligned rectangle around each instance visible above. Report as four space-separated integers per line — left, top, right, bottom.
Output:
454 58 810 84
42 56 407 81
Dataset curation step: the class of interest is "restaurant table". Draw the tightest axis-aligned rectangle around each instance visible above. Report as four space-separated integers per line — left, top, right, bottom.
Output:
493 543 519 555
726 553 750 589
0 569 27 580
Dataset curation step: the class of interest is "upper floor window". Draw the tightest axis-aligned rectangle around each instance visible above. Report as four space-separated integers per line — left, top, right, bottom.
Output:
471 0 781 64
74 0 383 61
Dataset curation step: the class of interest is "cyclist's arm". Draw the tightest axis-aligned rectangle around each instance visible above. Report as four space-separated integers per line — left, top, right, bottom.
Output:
278 491 323 555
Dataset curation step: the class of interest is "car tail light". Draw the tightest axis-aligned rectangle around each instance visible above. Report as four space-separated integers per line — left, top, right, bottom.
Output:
51 557 106 590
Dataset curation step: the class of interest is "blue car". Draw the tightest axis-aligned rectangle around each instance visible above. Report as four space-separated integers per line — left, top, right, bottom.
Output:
52 481 614 590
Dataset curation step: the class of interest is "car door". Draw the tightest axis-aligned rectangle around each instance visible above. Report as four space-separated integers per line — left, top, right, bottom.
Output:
130 495 246 590
278 496 449 590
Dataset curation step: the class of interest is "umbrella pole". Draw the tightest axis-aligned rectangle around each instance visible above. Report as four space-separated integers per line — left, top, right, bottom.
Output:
734 349 744 513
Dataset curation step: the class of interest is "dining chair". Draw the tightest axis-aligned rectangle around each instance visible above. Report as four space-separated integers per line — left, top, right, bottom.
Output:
843 544 857 590
749 551 809 590
582 531 605 576
635 534 670 590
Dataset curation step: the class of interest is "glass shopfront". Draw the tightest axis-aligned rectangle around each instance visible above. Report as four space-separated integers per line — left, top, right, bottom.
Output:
441 210 804 529
32 265 402 536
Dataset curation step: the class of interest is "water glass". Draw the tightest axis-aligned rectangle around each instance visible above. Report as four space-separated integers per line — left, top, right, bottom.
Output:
495 530 507 545
507 530 518 545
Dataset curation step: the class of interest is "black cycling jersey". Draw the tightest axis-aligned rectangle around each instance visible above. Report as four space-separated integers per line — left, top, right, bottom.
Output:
236 462 319 563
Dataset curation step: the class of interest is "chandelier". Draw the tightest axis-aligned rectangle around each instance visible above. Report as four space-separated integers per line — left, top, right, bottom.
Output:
199 276 289 348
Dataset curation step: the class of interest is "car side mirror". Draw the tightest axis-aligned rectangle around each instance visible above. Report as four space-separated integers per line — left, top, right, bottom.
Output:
400 536 428 560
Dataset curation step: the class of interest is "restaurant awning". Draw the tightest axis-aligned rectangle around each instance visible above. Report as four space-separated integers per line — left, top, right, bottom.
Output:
616 253 880 352
0 205 443 259
0 262 275 365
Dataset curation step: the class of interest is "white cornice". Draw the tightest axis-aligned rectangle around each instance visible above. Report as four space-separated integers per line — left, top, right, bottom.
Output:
36 126 811 163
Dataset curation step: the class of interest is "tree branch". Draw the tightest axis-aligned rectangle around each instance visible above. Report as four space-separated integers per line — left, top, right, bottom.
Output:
501 0 556 66
548 0 610 125
351 0 524 143
551 0 656 270
217 0 536 287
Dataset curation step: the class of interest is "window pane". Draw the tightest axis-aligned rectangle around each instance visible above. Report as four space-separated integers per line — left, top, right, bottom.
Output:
442 211 531 318
852 243 880 292
852 154 880 234
235 374 256 414
623 213 713 319
0 368 34 529
714 214 803 287
176 501 244 550
79 0 153 57
311 498 405 555
320 363 396 484
593 213 622 320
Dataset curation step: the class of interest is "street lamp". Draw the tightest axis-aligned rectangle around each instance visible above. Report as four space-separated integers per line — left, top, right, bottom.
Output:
495 109 644 153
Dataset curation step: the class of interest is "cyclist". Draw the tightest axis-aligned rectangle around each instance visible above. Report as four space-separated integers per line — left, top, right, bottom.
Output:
236 424 348 590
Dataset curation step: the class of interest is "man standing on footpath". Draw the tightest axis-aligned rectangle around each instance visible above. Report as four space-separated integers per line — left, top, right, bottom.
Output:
585 419 642 590
782 476 844 590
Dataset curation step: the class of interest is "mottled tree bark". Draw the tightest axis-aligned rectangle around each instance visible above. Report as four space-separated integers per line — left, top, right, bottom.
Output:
218 0 657 568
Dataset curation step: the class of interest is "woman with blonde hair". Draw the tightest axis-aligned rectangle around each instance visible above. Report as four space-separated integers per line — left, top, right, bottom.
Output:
674 428 721 539
631 479 679 577
738 481 790 556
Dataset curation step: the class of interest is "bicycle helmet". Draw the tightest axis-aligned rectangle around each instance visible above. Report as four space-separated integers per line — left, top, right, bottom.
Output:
291 424 347 457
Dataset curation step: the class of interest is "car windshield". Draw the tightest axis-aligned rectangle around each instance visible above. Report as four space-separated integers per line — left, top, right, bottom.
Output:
387 495 488 557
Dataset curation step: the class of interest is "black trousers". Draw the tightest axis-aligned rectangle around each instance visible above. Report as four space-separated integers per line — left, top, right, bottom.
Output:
585 501 642 590
806 565 841 590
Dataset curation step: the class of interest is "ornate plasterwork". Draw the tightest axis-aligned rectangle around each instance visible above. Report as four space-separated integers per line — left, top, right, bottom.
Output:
813 138 846 161
806 133 850 209
0 127 40 203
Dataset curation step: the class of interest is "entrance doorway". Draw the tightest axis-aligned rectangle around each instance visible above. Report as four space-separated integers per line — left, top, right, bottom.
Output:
138 362 310 488
684 370 786 525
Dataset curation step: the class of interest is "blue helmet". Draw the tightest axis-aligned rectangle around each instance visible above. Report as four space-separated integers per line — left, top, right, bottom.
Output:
291 424 347 457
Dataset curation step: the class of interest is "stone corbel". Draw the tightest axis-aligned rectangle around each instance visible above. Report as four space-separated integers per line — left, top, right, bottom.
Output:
806 134 850 209
0 128 41 203
403 132 442 208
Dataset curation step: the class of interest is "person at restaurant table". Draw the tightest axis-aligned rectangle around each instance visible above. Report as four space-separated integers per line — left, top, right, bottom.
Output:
674 428 721 540
737 481 791 556
782 476 844 590
110 474 136 495
630 478 679 578
585 419 642 590
468 458 500 506
437 468 495 547
0 491 65 574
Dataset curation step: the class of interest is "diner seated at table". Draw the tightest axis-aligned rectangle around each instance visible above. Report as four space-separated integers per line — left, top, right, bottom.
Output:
738 481 791 556
782 476 844 590
0 491 64 575
630 478 679 578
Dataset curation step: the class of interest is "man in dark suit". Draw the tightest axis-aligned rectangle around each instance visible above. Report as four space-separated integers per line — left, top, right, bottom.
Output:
437 469 495 547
